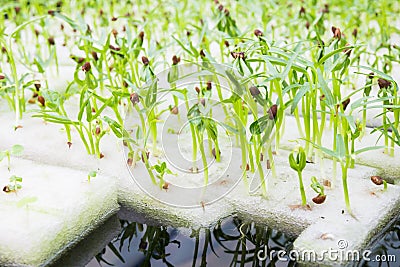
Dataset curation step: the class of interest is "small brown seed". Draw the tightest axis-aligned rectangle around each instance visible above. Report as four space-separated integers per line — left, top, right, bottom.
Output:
170 106 179 115
91 51 98 61
0 75 5 80
130 93 140 106
224 40 229 47
34 83 41 91
141 151 150 163
38 96 45 106
249 86 260 97
378 78 391 89
254 29 263 37
142 56 149 66
82 62 91 72
111 17 118 21
323 180 331 187
162 182 169 190
343 98 350 110
368 72 374 80
371 175 383 185
48 37 55 45
172 55 180 65
312 194 326 204
331 26 341 40
3 186 10 193
200 98 206 106
109 45 120 51
139 31 144 40
268 104 278 120
67 142 72 148
206 81 212 90
127 158 133 166
352 28 358 38
240 163 250 171
212 148 221 159
112 29 118 38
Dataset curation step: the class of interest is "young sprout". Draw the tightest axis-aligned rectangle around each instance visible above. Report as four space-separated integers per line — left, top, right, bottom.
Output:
88 171 97 182
371 175 388 191
0 145 24 171
310 176 326 204
3 175 23 193
289 147 307 206
153 161 176 189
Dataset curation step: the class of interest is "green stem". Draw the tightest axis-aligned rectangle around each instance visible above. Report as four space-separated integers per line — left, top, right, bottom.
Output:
297 170 307 206
341 162 352 215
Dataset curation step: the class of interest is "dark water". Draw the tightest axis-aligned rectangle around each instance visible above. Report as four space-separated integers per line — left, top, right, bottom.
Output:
53 212 400 267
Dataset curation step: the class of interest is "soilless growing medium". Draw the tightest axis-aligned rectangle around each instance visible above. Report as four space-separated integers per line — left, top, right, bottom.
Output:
0 0 400 266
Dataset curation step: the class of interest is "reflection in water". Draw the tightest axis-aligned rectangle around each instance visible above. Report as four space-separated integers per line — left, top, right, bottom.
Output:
86 214 400 267
88 216 295 267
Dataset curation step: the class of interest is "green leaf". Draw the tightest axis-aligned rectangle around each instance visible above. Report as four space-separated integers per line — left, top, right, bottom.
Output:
88 171 97 177
354 146 385 155
10 145 24 156
280 43 301 80
317 69 335 107
289 153 297 171
291 84 310 113
250 115 271 135
0 151 7 161
336 134 346 160
318 45 355 66
356 66 395 83
104 116 123 138
297 147 307 171
225 70 244 96
17 197 38 208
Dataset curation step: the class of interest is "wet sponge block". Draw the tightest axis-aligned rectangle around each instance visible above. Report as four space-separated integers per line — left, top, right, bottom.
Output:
0 158 118 266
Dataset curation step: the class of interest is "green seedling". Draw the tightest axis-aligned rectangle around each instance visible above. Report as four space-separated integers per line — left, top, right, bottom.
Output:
153 161 176 189
0 145 24 171
309 134 383 215
371 175 388 191
88 170 97 182
289 147 307 206
3 175 23 193
310 176 326 204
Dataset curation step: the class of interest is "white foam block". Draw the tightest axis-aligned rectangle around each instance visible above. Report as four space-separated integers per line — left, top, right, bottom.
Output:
293 175 400 266
0 157 118 266
225 149 379 237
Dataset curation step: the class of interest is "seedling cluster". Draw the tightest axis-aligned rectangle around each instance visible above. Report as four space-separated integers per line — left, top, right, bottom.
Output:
0 1 399 214
1 145 24 193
